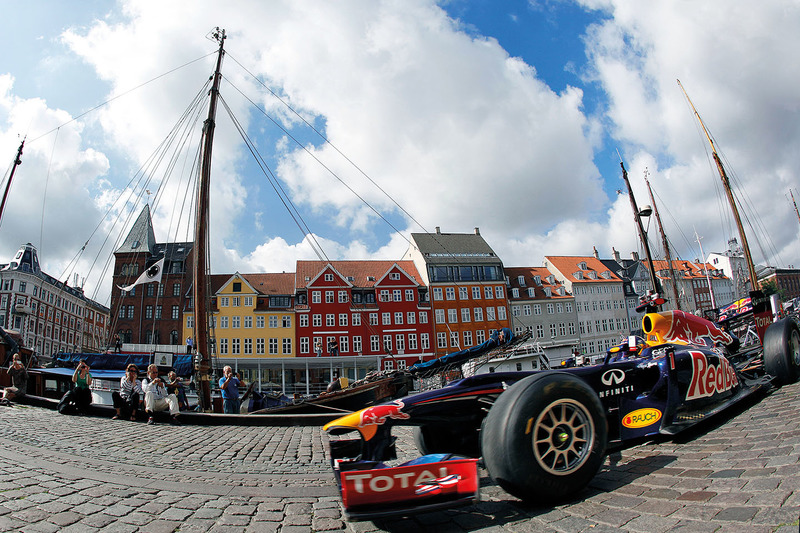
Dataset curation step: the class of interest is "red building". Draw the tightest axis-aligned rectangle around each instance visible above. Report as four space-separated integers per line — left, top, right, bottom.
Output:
295 261 433 370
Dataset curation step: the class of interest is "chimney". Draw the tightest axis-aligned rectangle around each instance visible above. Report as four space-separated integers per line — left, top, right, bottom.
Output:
435 226 441 234
631 251 639 261
612 247 620 262
474 227 480 235
593 246 599 259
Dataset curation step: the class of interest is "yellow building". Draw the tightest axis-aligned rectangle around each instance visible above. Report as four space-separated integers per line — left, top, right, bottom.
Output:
183 272 296 383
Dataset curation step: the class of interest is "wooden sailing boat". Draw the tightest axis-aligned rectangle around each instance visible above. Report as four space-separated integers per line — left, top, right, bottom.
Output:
677 79 773 339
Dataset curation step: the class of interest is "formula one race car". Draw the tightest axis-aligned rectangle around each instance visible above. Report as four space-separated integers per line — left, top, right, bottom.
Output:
324 305 800 520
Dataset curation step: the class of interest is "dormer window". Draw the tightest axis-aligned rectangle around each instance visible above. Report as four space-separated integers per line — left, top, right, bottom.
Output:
601 271 611 279
544 287 552 297
578 261 588 270
534 275 542 286
547 275 555 285
558 287 565 296
511 288 519 298
367 276 376 282
574 271 583 280
517 275 526 286
588 271 598 279
131 240 140 249
527 287 534 297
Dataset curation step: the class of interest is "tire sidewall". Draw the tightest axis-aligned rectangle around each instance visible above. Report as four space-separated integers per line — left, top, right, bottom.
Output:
482 371 607 502
763 318 800 385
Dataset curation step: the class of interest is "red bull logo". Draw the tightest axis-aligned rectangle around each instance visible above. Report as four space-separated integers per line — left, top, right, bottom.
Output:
687 351 739 400
359 400 410 427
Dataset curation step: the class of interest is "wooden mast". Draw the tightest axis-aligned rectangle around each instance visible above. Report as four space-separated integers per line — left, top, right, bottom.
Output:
791 189 800 228
193 28 226 411
644 170 681 310
0 139 24 228
677 79 759 290
620 161 662 298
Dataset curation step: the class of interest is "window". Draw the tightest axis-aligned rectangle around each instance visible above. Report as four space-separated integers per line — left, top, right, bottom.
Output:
435 309 445 323
324 273 334 282
145 305 153 319
298 314 307 328
369 313 378 325
312 314 321 327
463 331 473 346
495 286 504 299
461 308 471 322
244 317 252 328
256 338 265 354
244 339 252 354
282 338 292 355
232 316 240 328
231 339 240 354
566 302 573 313
187 316 194 329
408 334 418 350
512 305 520 317
220 338 228 354
447 309 458 323
534 304 542 315
371 335 380 352
421 333 430 350
476 330 485 344
338 291 348 303
523 304 531 316
484 286 494 299
556 303 564 313
419 312 428 324
433 287 443 301
173 283 181 297
326 314 335 327
325 291 334 303
445 287 455 300
339 314 348 327
536 324 544 338
472 287 481 299
486 307 496 321
474 307 483 322
171 305 179 319
300 337 309 354
407 312 415 324
396 335 405 352
459 287 468 300
380 290 390 302
394 312 403 324
405 289 414 301
384 360 394 371
352 313 361 326
393 289 402 302
220 297 229 307
353 336 362 353
437 332 447 348
282 316 291 328
383 335 392 353
559 323 567 336
547 303 554 314
312 291 321 304
231 296 240 307
269 338 279 354
382 313 391 325
498 306 507 320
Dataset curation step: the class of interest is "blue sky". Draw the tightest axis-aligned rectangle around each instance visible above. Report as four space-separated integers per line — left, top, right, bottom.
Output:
1 1 799 305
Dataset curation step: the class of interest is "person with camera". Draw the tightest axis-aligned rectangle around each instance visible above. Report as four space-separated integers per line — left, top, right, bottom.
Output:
142 364 180 425
219 365 241 414
58 359 93 415
112 364 143 421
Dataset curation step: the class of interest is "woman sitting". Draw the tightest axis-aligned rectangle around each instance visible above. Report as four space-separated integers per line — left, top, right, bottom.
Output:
58 360 93 415
112 364 142 420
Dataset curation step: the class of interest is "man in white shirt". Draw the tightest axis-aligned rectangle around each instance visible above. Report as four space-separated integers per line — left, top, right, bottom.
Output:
142 364 180 425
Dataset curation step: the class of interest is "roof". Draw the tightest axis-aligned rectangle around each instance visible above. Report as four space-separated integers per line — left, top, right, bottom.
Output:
505 266 571 300
409 231 501 264
209 273 296 296
295 260 423 289
116 205 158 254
647 260 729 280
544 256 622 283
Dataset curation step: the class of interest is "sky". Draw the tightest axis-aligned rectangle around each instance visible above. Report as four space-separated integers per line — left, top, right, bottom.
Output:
1 0 799 306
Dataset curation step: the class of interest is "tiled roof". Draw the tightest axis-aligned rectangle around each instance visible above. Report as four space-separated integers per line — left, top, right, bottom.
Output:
505 266 571 300
295 260 423 288
648 260 729 280
208 273 295 296
410 231 500 264
545 256 622 283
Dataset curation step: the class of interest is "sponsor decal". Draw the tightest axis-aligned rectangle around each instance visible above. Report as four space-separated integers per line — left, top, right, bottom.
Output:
346 466 450 494
598 385 633 398
622 408 662 428
358 400 410 427
601 369 626 386
686 350 739 401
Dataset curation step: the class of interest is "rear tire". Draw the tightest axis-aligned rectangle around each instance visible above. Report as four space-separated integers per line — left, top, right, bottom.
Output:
763 318 800 386
481 372 607 502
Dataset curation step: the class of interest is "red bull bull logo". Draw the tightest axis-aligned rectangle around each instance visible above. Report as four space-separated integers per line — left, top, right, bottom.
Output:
359 400 410 427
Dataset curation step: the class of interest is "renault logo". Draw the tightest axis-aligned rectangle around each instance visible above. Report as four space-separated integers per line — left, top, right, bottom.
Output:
601 369 626 386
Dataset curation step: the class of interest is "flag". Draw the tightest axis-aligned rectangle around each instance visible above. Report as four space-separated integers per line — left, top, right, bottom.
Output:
117 257 165 292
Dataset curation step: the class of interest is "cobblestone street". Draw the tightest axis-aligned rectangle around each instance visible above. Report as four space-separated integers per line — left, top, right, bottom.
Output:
1 381 799 532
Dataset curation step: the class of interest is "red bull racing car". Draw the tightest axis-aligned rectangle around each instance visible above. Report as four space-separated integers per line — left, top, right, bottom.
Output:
324 303 800 520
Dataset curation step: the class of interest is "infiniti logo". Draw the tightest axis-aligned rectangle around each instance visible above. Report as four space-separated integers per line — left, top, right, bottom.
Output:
601 369 626 386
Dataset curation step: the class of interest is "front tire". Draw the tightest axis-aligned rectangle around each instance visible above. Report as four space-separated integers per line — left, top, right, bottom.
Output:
481 372 607 502
763 318 800 386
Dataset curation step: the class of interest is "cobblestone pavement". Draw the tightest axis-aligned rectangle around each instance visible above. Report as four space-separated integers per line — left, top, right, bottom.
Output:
0 381 799 532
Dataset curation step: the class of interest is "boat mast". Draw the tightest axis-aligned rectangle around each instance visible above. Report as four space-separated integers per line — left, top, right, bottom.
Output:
791 189 800 227
193 28 226 410
620 161 662 298
694 229 717 309
644 169 681 310
677 79 759 291
0 139 24 229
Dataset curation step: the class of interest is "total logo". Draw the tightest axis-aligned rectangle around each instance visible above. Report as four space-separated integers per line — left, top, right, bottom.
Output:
622 408 662 429
345 466 450 494
686 350 739 400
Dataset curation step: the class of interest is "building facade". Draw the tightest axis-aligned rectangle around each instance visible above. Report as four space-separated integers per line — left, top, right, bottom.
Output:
0 243 110 357
404 228 511 357
505 266 579 365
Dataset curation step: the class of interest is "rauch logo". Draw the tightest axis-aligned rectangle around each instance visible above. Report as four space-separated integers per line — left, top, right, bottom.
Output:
622 408 662 429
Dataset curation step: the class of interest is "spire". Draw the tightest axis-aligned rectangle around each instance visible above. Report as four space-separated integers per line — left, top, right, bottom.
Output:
116 205 157 254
